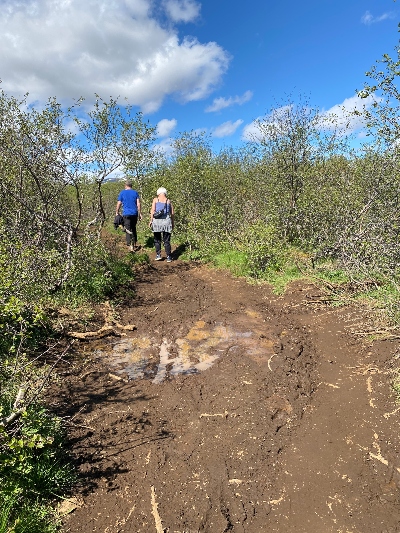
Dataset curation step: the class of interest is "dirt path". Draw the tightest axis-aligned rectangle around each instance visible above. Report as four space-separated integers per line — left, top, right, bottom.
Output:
55 258 400 533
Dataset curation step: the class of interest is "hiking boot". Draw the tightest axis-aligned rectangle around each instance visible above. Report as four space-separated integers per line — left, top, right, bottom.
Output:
129 244 134 252
155 254 162 261
166 256 172 263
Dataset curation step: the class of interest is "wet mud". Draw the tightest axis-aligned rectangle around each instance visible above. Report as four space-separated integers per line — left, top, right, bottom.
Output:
52 258 400 533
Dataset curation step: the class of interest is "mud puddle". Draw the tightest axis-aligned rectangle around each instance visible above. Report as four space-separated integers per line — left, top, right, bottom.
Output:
94 314 276 383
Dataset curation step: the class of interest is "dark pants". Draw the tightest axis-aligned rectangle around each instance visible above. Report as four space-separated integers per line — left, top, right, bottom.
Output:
154 231 171 256
123 215 138 245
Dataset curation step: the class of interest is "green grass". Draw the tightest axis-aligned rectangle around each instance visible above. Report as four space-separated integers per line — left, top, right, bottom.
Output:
0 410 76 533
126 251 150 266
211 250 249 277
204 247 304 294
0 495 61 533
314 267 350 285
258 264 304 294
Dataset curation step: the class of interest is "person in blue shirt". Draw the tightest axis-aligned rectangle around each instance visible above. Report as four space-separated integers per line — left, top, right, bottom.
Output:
115 179 142 251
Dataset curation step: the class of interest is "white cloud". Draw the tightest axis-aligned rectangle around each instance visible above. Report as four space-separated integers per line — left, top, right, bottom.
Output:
241 105 293 142
63 118 82 136
206 90 253 112
242 119 262 142
242 94 381 142
361 10 395 25
153 137 175 155
163 0 200 23
0 0 229 111
157 118 177 137
320 94 380 133
105 168 125 182
192 127 208 137
212 119 243 138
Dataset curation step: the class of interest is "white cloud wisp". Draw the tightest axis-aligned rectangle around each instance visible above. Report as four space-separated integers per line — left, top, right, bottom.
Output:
319 94 381 133
163 0 201 23
206 90 253 112
212 119 243 138
361 10 395 25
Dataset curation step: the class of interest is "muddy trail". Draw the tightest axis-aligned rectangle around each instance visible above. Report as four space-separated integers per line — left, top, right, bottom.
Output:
54 255 400 533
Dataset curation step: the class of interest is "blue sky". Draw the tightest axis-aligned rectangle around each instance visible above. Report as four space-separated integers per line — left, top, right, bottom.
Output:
0 0 398 152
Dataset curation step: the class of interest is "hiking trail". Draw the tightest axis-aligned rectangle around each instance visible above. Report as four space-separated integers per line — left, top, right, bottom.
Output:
54 256 400 533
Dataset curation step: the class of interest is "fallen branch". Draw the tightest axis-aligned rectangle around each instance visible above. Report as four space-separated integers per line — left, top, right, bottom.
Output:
200 411 228 419
68 325 119 340
151 486 164 533
68 323 136 340
1 386 27 426
268 354 276 371
1 345 70 428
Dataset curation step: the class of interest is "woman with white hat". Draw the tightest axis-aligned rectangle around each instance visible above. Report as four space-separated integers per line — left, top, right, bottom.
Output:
149 187 174 262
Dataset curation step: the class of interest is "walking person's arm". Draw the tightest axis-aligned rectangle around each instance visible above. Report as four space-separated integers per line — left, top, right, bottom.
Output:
137 197 142 220
116 200 122 216
149 198 156 227
170 202 174 230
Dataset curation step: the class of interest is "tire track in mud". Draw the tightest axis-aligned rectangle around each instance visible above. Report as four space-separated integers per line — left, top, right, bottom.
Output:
54 259 400 533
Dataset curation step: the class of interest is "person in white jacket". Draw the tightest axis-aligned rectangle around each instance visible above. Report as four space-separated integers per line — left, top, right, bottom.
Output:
149 187 174 262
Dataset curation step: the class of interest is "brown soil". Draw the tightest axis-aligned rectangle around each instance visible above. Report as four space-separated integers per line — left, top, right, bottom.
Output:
53 253 400 533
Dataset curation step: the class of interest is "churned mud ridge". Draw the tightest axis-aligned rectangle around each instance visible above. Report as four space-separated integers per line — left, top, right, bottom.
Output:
52 258 400 533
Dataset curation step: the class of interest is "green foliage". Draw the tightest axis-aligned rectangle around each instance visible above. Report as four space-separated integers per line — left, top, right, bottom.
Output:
62 237 134 302
0 492 60 533
238 222 285 278
126 251 150 266
0 224 66 303
358 36 400 147
0 299 76 532
0 399 75 532
0 406 75 495
211 249 249 277
0 298 49 368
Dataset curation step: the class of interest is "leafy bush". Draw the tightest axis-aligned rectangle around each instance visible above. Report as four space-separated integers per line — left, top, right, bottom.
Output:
0 491 60 533
239 222 287 278
61 237 134 302
0 405 75 495
0 291 76 533
0 388 75 532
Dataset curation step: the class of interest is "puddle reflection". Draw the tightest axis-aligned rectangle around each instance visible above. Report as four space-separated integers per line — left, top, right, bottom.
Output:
94 319 274 383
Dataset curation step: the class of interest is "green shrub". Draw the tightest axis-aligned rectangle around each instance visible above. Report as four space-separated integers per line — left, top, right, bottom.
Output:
211 249 249 277
239 222 286 278
62 237 133 302
0 401 75 532
0 492 60 533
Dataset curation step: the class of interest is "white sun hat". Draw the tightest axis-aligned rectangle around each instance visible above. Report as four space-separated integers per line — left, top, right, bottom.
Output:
156 187 168 196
